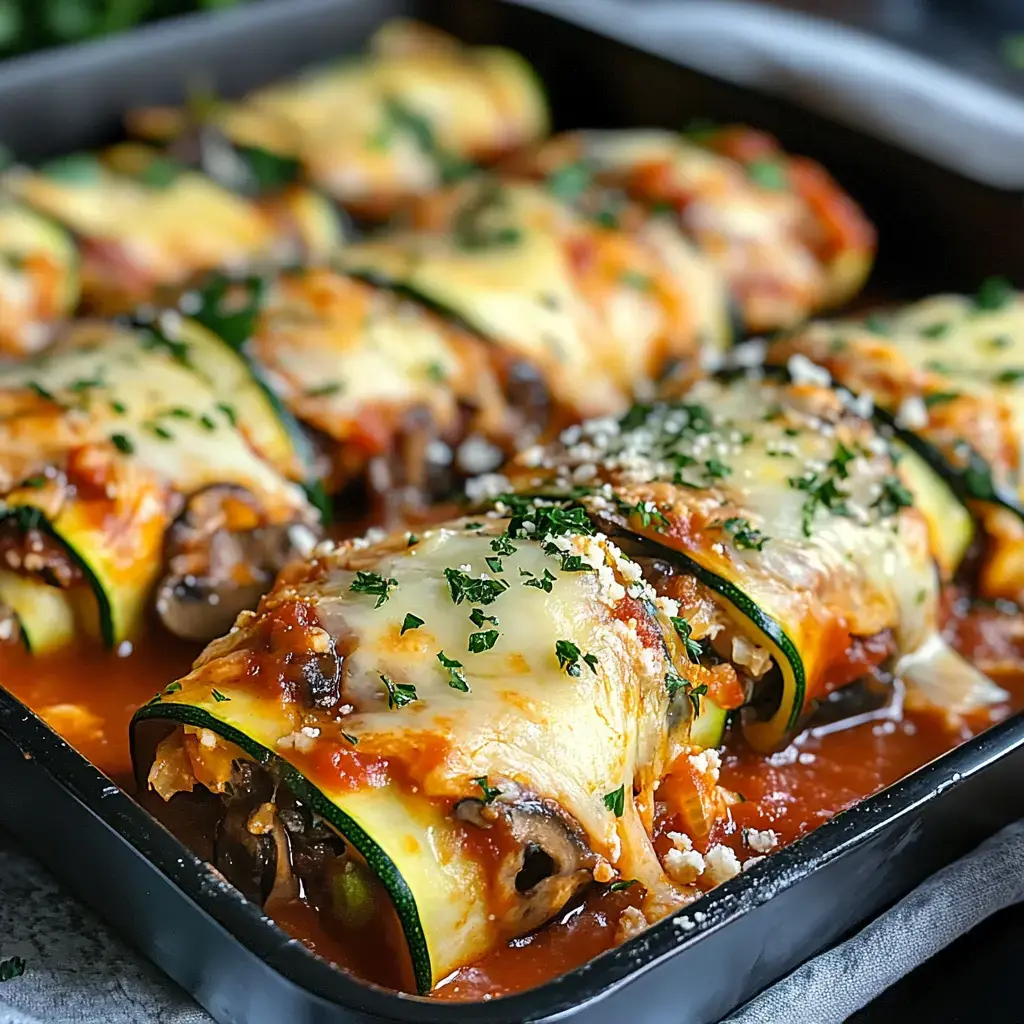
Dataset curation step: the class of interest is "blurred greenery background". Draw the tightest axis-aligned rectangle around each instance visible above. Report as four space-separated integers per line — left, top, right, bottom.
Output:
0 0 253 57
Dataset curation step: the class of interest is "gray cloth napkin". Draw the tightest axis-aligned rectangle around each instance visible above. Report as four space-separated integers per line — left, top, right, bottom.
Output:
2 820 1023 1024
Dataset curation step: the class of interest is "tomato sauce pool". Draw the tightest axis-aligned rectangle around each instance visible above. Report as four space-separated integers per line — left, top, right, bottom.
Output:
1 634 1021 1000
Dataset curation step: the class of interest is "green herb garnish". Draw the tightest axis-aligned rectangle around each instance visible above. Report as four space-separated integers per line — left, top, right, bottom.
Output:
350 570 398 607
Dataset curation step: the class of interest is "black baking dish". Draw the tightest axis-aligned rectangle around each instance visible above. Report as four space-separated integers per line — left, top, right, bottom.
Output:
2 2 1024 1022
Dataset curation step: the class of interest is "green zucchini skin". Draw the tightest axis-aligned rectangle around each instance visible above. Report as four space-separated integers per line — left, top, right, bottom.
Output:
131 701 432 993
159 275 331 523
0 506 116 648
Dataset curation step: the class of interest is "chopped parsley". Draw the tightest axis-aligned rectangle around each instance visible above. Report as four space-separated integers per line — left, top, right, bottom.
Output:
872 475 914 517
506 502 594 540
20 475 46 489
472 776 502 803
789 470 851 536
437 650 469 691
923 391 960 407
109 399 127 415
470 608 499 628
400 613 424 635
603 785 625 817
620 270 653 291
69 377 104 393
546 161 593 204
199 414 217 432
425 361 447 383
217 402 238 426
919 321 950 339
341 731 359 745
146 422 174 441
666 671 708 716
554 639 598 676
27 380 56 402
828 441 857 479
349 570 398 607
671 617 703 662
468 630 499 653
557 551 592 572
490 532 517 556
863 313 889 335
996 369 1024 384
110 433 135 455
521 567 557 592
704 456 732 480
444 567 508 606
746 158 787 191
452 182 522 251
305 381 344 397
609 879 637 892
722 516 769 551
624 499 670 531
211 688 231 703
380 673 417 709
406 533 419 547
485 556 504 573
974 275 1015 312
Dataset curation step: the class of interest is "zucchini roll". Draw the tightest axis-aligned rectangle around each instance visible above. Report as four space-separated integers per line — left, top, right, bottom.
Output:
128 19 549 221
186 268 522 515
506 126 875 332
0 199 79 356
1 143 341 322
338 177 730 420
770 282 1024 603
0 317 319 653
501 374 1005 749
133 508 754 991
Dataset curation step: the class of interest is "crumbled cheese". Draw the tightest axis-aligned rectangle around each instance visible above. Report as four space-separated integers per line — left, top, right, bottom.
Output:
614 906 648 945
465 473 511 503
198 728 219 750
666 831 693 852
664 847 705 885
456 436 504 475
687 748 722 783
742 856 766 871
731 338 767 369
654 594 681 619
425 440 453 466
895 395 928 430
787 353 831 389
744 828 779 854
593 860 615 884
704 844 741 885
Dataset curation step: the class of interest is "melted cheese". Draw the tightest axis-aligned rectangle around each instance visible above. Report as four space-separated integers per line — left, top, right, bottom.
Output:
507 376 1004 718
7 155 279 303
212 24 547 211
0 322 312 643
774 291 1024 601
520 127 873 331
338 180 707 416
249 270 468 447
154 517 701 981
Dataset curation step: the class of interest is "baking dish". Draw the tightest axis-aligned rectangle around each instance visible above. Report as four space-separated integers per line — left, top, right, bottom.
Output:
1 1 1024 1021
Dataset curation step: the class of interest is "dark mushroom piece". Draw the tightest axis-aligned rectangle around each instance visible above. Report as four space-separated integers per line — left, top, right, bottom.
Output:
454 792 598 936
156 484 320 641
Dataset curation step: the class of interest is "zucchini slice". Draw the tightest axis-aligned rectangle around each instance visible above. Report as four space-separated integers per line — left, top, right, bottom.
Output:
0 321 316 649
503 373 993 749
508 125 875 333
0 200 80 353
132 516 709 990
770 287 1024 599
338 178 721 417
0 570 77 654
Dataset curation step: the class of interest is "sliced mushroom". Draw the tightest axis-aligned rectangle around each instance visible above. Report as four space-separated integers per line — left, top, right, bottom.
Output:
156 484 319 641
213 761 279 904
455 792 598 937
